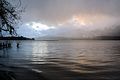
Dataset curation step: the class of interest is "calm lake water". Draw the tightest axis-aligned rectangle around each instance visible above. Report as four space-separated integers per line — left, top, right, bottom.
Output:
0 40 120 80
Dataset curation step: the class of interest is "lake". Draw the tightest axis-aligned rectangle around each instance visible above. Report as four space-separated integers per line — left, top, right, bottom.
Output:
0 40 120 80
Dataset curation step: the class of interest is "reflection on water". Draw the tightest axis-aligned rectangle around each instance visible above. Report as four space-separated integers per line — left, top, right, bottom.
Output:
0 40 120 80
32 41 48 54
31 41 48 63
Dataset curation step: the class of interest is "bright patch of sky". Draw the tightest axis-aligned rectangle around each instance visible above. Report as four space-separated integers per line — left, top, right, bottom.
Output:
26 22 55 31
17 22 56 38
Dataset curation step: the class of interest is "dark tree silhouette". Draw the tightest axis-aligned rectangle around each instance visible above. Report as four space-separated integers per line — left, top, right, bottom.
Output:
0 0 21 36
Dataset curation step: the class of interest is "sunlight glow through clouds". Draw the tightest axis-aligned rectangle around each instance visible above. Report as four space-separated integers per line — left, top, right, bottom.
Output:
67 14 118 29
57 15 93 27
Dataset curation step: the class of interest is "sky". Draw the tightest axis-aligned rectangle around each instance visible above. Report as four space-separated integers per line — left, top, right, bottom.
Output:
11 0 120 38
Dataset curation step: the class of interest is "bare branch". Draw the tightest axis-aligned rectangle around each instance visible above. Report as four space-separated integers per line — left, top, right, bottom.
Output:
0 0 21 36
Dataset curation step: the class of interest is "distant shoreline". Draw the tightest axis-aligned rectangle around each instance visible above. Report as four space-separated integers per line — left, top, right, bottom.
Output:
1 36 120 41
36 36 120 41
0 36 35 40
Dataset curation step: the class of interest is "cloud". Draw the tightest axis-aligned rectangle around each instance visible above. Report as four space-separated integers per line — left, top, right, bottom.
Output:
17 22 56 37
26 22 55 31
15 0 120 38
21 0 120 25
